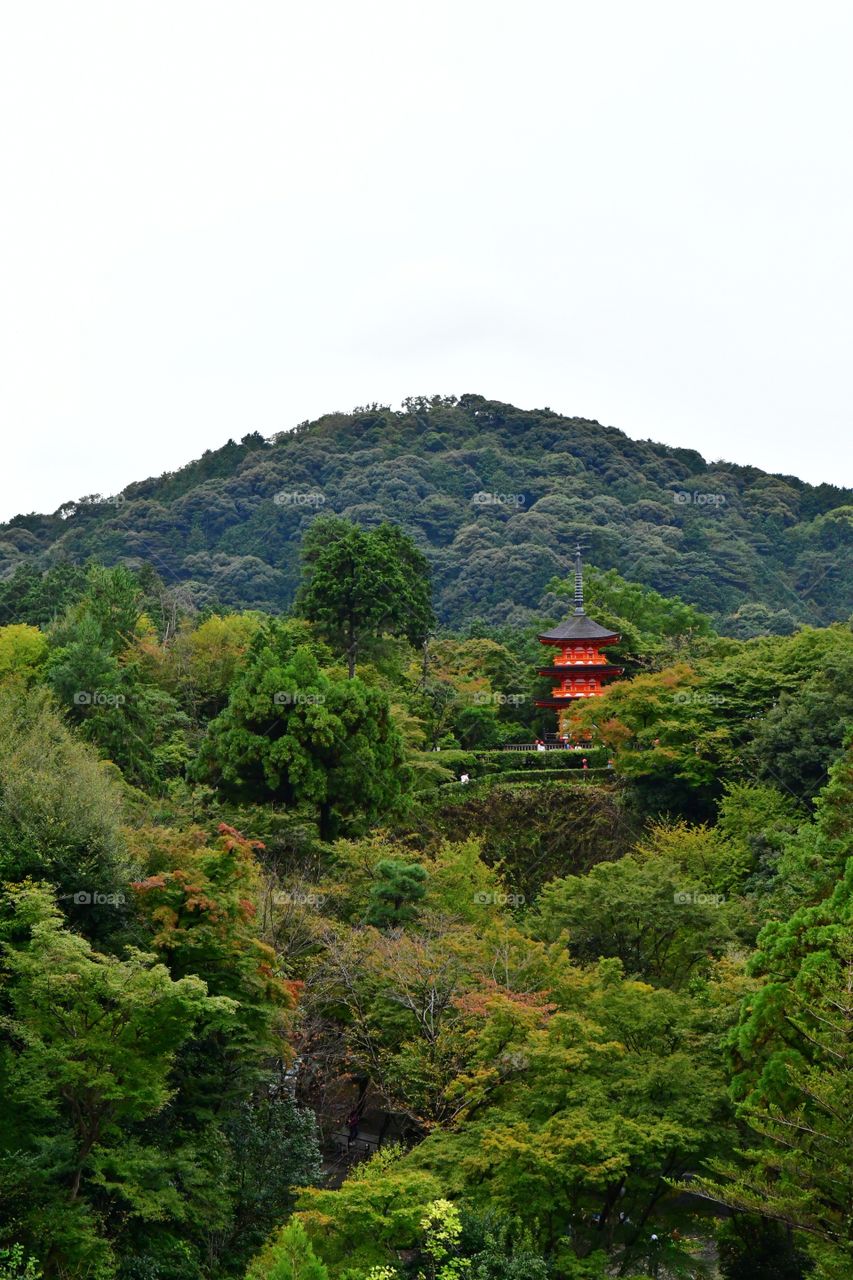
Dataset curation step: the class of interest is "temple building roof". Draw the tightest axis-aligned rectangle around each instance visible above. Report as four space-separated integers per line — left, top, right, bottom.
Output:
537 613 620 643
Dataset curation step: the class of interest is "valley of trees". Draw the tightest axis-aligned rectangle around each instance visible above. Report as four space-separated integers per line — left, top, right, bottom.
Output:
0 438 852 1280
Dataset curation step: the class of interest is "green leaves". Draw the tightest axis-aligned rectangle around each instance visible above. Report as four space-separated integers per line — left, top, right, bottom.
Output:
0 883 233 1270
297 518 434 677
197 628 410 837
696 865 853 1278
365 860 428 929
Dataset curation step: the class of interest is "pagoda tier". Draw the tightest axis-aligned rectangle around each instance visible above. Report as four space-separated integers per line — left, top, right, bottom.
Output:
534 545 625 730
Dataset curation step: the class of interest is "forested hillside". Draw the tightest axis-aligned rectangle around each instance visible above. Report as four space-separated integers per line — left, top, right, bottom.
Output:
1 439 852 1279
1 395 851 634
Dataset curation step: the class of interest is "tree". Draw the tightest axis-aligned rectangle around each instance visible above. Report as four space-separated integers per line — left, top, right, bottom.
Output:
717 1217 814 1280
0 625 48 680
167 611 263 717
130 824 295 1106
297 518 434 677
771 742 853 912
531 839 735 986
0 683 132 943
196 627 410 838
0 562 88 629
44 565 190 786
715 781 803 887
294 1146 444 1275
365 860 429 928
695 862 853 1279
246 1219 329 1280
0 883 234 1275
220 1092 321 1265
744 648 853 803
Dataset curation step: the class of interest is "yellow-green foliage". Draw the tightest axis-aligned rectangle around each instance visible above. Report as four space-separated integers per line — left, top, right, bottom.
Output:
0 624 48 680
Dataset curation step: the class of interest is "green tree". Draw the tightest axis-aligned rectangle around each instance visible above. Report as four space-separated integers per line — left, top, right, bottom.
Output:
0 683 132 942
297 518 434 677
0 883 234 1276
0 1246 42 1280
167 611 263 717
0 625 48 680
45 565 189 786
246 1219 329 1280
129 823 295 1109
715 781 803 893
196 627 409 837
696 862 853 1279
531 821 741 985
717 1217 813 1280
294 1146 444 1275
744 648 853 803
222 1093 321 1264
365 860 429 928
0 563 88 629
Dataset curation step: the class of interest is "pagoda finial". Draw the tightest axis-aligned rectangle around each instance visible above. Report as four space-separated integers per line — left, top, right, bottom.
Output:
574 542 585 614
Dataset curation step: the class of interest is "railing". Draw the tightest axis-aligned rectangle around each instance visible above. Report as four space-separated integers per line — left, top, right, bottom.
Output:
552 655 608 665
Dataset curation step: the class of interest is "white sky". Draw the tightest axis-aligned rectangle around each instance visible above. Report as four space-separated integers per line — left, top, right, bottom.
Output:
1 1 851 522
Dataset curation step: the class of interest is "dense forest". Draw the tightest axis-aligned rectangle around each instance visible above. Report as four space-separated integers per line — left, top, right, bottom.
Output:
1 396 852 635
0 420 852 1280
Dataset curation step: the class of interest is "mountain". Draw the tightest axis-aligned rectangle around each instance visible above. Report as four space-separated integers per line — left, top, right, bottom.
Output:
2 394 851 634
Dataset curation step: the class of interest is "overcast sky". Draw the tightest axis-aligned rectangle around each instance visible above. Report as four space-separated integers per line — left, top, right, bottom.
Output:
1 1 851 522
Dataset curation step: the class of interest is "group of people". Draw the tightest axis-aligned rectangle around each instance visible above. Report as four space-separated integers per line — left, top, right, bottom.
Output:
533 738 589 766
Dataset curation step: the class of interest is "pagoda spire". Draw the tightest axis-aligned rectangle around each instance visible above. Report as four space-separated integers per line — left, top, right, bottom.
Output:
573 543 585 614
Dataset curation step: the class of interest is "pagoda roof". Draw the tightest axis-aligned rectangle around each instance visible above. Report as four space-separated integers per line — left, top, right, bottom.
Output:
538 611 620 643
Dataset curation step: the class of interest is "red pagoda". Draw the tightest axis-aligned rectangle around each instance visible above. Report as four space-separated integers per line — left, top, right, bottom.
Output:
535 545 624 735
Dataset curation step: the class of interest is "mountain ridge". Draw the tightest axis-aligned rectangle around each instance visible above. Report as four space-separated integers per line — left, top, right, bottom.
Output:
2 394 851 635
